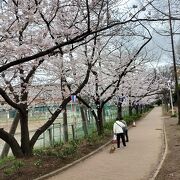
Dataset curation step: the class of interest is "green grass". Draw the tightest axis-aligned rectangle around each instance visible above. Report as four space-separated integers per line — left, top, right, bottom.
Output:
0 157 25 176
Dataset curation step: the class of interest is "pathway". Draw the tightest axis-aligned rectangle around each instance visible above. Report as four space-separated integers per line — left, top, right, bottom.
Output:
44 107 164 180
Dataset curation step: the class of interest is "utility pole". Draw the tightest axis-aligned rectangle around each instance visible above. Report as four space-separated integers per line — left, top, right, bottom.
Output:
167 80 175 116
168 0 180 124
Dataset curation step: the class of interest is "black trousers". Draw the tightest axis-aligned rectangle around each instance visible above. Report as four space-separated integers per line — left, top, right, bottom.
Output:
116 133 126 148
124 130 129 142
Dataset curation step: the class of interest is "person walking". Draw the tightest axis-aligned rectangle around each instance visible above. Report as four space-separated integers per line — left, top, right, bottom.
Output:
120 118 129 142
113 118 126 148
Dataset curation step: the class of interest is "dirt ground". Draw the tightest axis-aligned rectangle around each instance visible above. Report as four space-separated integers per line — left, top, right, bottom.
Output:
155 116 180 180
0 134 112 180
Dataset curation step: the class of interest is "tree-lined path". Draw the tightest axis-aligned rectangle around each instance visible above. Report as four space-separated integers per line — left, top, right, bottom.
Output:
1 0 179 159
44 107 164 180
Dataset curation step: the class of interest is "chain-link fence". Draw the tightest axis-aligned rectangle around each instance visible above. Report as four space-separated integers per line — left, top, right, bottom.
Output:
0 103 141 150
0 103 118 150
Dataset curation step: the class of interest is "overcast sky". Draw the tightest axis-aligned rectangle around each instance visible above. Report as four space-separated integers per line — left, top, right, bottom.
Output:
123 0 180 66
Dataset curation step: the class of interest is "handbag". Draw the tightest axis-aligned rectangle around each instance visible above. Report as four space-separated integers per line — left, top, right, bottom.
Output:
112 134 117 144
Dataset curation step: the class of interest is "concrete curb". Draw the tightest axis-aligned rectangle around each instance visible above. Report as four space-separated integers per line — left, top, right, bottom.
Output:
34 140 112 180
149 116 168 180
34 112 149 180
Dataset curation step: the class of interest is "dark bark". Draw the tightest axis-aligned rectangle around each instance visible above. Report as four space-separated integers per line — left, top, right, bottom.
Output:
102 107 106 123
129 90 132 116
0 128 23 158
76 96 100 134
135 105 139 115
19 107 32 156
80 104 88 137
129 105 132 116
140 105 143 114
63 108 68 142
117 102 122 119
1 112 20 158
97 107 104 135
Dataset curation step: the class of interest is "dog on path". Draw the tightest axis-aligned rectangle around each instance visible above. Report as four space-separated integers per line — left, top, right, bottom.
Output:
109 144 116 153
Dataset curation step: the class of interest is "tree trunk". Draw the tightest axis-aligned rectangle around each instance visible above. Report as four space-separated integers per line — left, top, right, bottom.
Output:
97 107 104 135
129 105 132 116
63 107 68 142
1 112 19 158
102 107 106 123
117 102 122 119
80 104 88 137
140 104 143 114
0 128 24 158
129 96 132 116
84 108 89 124
19 108 32 156
135 105 139 115
88 109 101 135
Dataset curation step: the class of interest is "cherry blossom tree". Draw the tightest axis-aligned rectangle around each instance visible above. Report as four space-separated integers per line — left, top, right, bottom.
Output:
135 0 180 122
0 0 113 157
0 0 179 157
74 23 153 134
1 0 177 72
121 66 163 115
156 65 175 112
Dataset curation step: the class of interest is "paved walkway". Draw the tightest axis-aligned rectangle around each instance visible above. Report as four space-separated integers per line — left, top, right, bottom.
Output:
46 107 164 180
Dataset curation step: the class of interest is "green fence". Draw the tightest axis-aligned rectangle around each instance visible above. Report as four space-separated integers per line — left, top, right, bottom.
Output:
35 104 118 148
0 103 145 149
